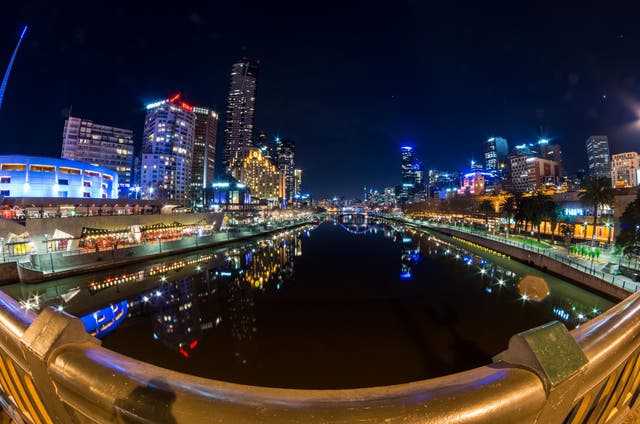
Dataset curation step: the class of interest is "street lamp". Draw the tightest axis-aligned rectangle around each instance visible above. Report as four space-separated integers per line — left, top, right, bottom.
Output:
43 234 54 273
157 233 162 253
583 222 588 242
605 222 613 248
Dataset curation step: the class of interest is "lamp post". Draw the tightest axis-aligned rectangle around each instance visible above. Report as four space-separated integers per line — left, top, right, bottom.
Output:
44 234 54 273
0 237 4 262
605 222 613 249
583 222 588 242
157 233 162 253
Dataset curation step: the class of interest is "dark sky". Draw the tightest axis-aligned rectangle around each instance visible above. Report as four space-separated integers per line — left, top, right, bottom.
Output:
2 2 640 198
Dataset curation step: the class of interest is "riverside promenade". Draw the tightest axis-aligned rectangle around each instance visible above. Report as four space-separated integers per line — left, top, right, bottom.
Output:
5 216 319 284
391 216 639 300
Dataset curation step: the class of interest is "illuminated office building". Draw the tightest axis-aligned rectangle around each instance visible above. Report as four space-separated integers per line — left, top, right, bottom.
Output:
275 137 295 201
510 156 561 193
141 94 196 205
223 60 259 169
294 168 302 199
586 135 611 179
483 137 508 172
190 106 218 202
229 147 284 203
400 146 425 201
611 152 640 188
61 116 134 196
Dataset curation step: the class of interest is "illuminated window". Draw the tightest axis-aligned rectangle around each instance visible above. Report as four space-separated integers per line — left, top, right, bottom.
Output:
59 167 81 175
30 164 55 173
0 164 25 171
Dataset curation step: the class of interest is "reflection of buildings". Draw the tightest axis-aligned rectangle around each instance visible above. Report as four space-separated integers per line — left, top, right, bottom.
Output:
400 233 420 279
150 277 202 358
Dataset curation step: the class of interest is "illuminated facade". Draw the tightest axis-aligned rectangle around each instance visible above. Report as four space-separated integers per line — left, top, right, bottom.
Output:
400 146 425 202
510 156 561 193
294 168 302 199
229 147 284 202
611 152 640 188
223 60 259 169
275 137 295 201
0 155 118 198
61 116 134 197
538 140 564 177
483 137 508 172
586 135 611 179
190 106 218 203
141 94 196 205
459 172 487 195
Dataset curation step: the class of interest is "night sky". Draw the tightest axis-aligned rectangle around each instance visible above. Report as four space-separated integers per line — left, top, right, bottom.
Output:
1 2 640 198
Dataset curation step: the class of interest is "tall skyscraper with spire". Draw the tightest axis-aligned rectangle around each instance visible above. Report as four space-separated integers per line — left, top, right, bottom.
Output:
223 60 259 170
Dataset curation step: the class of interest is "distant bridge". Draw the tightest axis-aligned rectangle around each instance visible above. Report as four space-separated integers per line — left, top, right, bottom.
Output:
336 212 369 234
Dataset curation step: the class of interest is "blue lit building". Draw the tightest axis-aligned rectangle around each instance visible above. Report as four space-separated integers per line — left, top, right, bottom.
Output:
483 137 508 173
0 155 118 198
200 176 252 211
400 146 425 203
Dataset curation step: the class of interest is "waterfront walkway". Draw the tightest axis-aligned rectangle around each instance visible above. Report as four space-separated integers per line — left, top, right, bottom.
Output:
14 218 318 282
399 218 640 294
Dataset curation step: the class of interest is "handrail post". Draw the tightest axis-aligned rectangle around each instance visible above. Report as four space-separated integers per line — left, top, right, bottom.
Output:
493 321 589 423
19 307 100 423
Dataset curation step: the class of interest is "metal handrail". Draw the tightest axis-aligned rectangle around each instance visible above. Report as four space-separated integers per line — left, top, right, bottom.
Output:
0 237 639 421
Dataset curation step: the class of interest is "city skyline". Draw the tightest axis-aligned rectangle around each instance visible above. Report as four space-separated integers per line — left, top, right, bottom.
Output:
2 4 640 198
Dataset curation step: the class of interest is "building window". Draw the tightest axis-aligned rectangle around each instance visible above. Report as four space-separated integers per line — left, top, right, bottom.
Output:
1 164 26 171
83 192 91 198
83 181 92 187
0 190 9 196
30 164 55 173
59 167 81 175
0 177 10 184
58 179 69 186
58 191 68 198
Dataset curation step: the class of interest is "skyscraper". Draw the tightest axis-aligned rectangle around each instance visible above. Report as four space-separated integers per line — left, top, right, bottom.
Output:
275 137 295 201
400 146 425 201
586 135 611 179
190 106 218 197
294 168 302 199
483 137 508 172
538 139 564 177
223 60 259 170
61 116 134 197
141 94 196 205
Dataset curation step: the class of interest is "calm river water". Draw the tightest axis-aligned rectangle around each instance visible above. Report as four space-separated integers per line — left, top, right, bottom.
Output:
3 218 613 389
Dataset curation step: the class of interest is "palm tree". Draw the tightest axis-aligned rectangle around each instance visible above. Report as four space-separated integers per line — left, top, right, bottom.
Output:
560 223 575 248
528 193 549 242
578 176 615 245
542 200 561 244
478 199 494 229
500 196 518 237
